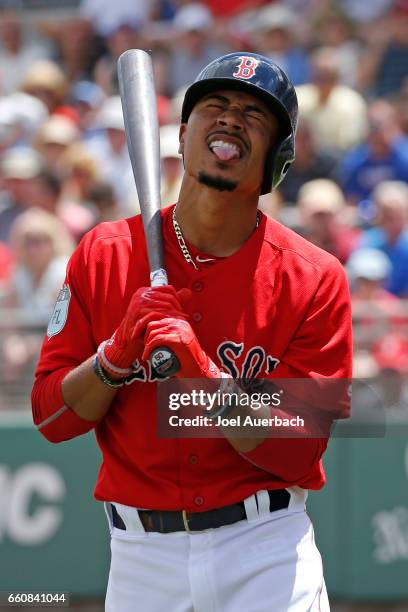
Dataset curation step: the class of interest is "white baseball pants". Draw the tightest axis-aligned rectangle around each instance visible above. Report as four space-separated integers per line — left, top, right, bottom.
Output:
104 488 330 612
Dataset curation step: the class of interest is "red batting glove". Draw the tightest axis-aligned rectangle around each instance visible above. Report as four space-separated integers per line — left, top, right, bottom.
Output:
98 286 189 379
142 317 220 379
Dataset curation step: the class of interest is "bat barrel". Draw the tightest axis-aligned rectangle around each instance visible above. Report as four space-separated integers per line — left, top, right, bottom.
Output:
118 49 164 276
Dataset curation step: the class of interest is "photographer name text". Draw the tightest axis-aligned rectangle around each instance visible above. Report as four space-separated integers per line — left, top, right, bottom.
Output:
168 415 305 428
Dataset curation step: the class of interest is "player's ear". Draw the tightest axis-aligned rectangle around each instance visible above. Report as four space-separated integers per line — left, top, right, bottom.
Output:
178 124 186 155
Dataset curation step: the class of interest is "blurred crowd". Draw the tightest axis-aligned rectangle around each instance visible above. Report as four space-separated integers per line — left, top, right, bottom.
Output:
0 0 407 408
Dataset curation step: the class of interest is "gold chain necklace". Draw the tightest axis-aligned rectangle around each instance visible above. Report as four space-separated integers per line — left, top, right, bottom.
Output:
172 206 261 270
172 206 199 269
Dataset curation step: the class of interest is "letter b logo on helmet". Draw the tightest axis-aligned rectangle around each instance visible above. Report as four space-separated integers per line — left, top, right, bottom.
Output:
181 52 298 194
233 56 260 80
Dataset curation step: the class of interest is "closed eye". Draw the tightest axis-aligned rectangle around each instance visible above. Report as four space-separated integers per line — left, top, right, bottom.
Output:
245 106 266 120
207 102 225 110
201 94 229 110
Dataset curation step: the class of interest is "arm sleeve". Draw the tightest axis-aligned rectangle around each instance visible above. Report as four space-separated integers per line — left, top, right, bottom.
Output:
239 257 353 485
31 237 101 443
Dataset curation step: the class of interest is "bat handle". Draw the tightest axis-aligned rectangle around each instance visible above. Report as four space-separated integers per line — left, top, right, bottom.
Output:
149 268 180 379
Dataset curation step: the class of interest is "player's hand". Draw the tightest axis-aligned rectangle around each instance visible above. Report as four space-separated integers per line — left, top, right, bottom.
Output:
99 286 189 378
142 317 220 379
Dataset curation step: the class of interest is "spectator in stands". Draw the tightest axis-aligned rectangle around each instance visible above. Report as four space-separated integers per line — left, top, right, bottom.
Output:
341 100 408 204
0 147 44 243
70 80 106 135
149 1 177 21
167 85 187 125
278 0 322 18
30 169 63 215
359 0 408 98
312 6 361 88
88 181 122 223
347 248 404 344
203 0 268 18
372 333 408 421
166 3 227 96
347 248 393 301
395 75 408 135
160 124 183 207
0 11 52 95
5 208 74 324
58 143 99 241
0 241 14 299
278 118 339 205
0 99 20 153
27 167 93 241
251 4 311 86
351 333 408 430
296 47 368 152
85 96 137 215
0 208 74 389
297 179 359 263
0 92 48 149
357 181 408 297
62 21 97 83
258 190 283 221
336 0 394 23
20 60 69 114
40 16 96 83
93 21 146 96
79 0 153 38
35 115 80 175
60 143 99 204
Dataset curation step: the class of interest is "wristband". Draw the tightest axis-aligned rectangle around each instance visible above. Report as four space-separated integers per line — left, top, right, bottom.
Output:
92 355 126 388
97 340 133 377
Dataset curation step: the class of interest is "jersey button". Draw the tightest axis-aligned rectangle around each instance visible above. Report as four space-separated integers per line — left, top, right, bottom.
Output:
192 281 204 292
189 454 198 465
192 312 202 322
194 496 204 507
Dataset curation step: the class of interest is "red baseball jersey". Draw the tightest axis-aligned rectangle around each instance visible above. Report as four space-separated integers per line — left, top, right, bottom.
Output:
32 205 352 512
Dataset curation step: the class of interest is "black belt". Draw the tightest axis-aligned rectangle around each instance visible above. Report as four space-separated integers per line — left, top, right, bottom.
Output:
111 489 290 534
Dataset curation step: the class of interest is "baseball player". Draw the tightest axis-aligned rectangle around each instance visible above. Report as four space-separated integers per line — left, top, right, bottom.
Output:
32 53 352 611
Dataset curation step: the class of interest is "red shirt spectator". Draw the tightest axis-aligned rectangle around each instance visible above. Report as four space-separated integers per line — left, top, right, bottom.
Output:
203 0 268 17
297 179 360 264
0 241 14 290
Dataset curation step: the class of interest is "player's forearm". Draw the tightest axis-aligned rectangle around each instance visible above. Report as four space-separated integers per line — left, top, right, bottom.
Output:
220 403 271 452
32 364 102 443
61 356 118 421
240 437 327 483
215 380 331 454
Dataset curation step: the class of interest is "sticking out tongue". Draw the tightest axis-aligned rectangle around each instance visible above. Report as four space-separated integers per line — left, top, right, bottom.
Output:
212 145 239 161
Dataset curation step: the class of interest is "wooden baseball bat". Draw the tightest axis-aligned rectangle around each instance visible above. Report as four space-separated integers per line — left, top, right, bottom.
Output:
117 49 180 378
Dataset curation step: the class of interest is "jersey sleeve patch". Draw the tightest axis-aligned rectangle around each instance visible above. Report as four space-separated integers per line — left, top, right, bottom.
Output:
47 284 71 338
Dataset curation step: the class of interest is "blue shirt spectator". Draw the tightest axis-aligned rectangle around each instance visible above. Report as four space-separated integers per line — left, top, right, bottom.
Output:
359 226 408 296
341 100 408 203
341 137 408 202
357 181 408 296
374 42 408 98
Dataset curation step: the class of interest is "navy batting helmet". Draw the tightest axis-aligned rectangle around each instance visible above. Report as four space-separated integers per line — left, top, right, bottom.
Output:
181 52 298 194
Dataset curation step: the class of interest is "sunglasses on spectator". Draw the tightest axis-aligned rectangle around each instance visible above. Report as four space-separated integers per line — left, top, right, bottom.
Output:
23 234 51 247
